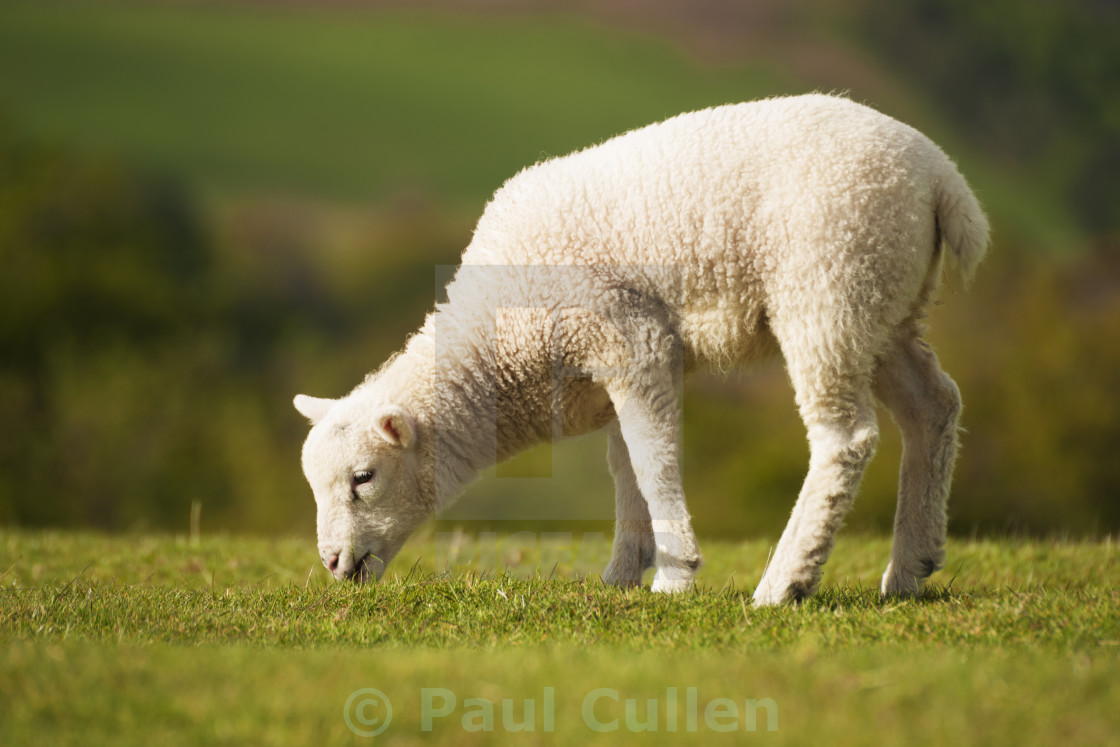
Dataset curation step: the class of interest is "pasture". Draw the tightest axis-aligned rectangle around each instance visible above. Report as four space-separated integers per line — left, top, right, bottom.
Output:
2 530 1118 745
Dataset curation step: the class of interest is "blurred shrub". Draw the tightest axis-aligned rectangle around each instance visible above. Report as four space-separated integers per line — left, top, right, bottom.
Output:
0 124 206 360
0 123 224 529
941 247 1120 535
0 122 463 534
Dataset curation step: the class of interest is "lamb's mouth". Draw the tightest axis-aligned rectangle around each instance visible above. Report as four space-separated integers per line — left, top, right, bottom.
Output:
351 552 374 584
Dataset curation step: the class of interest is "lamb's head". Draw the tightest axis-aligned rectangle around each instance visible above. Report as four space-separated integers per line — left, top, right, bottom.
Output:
294 393 433 582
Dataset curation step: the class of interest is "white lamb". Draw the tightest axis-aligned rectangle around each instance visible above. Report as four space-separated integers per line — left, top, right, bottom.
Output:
294 93 989 605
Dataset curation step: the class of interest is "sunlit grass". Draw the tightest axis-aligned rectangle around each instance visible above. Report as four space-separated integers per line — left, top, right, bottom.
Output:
2 529 1118 745
2 529 1118 744
3 529 1117 650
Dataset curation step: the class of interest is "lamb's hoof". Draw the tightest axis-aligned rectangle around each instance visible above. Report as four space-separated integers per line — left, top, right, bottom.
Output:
881 564 915 597
881 551 945 597
752 585 779 606
602 560 643 589
880 559 935 597
602 535 656 588
651 577 692 594
752 579 813 606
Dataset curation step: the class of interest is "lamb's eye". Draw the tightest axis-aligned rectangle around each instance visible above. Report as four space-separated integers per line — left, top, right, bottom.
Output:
352 470 375 486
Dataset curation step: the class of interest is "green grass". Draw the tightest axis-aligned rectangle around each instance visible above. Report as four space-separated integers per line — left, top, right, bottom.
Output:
2 529 1118 745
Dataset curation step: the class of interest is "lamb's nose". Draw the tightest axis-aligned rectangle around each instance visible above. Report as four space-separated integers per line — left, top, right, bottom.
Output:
326 552 340 572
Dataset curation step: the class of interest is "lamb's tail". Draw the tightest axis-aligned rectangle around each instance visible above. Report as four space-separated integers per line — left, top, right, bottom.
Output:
934 162 990 287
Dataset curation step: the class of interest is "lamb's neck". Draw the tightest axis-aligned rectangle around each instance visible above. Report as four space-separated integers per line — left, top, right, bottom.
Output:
418 305 551 510
392 318 495 511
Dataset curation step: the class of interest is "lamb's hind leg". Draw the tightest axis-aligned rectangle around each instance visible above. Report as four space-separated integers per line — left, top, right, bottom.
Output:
602 420 656 587
874 335 962 596
753 379 879 606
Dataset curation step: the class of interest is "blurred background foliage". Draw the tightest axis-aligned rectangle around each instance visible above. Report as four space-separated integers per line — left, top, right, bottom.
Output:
0 0 1116 538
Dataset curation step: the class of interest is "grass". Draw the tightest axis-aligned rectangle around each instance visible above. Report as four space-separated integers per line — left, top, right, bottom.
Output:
2 529 1118 745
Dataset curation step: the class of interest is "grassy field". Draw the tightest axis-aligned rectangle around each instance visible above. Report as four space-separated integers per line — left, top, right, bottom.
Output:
2 529 1118 745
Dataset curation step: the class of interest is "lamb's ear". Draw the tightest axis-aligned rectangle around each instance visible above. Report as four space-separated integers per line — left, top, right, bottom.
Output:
373 405 416 449
293 394 336 425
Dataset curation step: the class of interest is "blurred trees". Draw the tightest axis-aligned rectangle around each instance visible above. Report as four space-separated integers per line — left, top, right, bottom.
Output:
0 122 212 529
0 120 467 533
859 0 1120 234
945 249 1120 534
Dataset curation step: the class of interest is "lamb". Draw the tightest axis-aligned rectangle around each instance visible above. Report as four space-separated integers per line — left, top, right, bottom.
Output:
294 93 989 605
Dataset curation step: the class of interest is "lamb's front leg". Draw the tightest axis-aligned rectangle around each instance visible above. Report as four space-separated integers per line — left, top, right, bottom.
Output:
608 378 702 593
602 421 656 587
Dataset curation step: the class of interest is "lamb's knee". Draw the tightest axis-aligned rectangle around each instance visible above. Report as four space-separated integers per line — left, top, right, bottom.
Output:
848 424 879 465
910 374 961 452
876 339 961 421
808 419 879 474
936 374 962 428
793 420 878 524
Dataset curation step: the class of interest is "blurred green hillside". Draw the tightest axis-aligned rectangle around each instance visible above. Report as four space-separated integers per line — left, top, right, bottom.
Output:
0 3 803 206
0 0 1117 539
